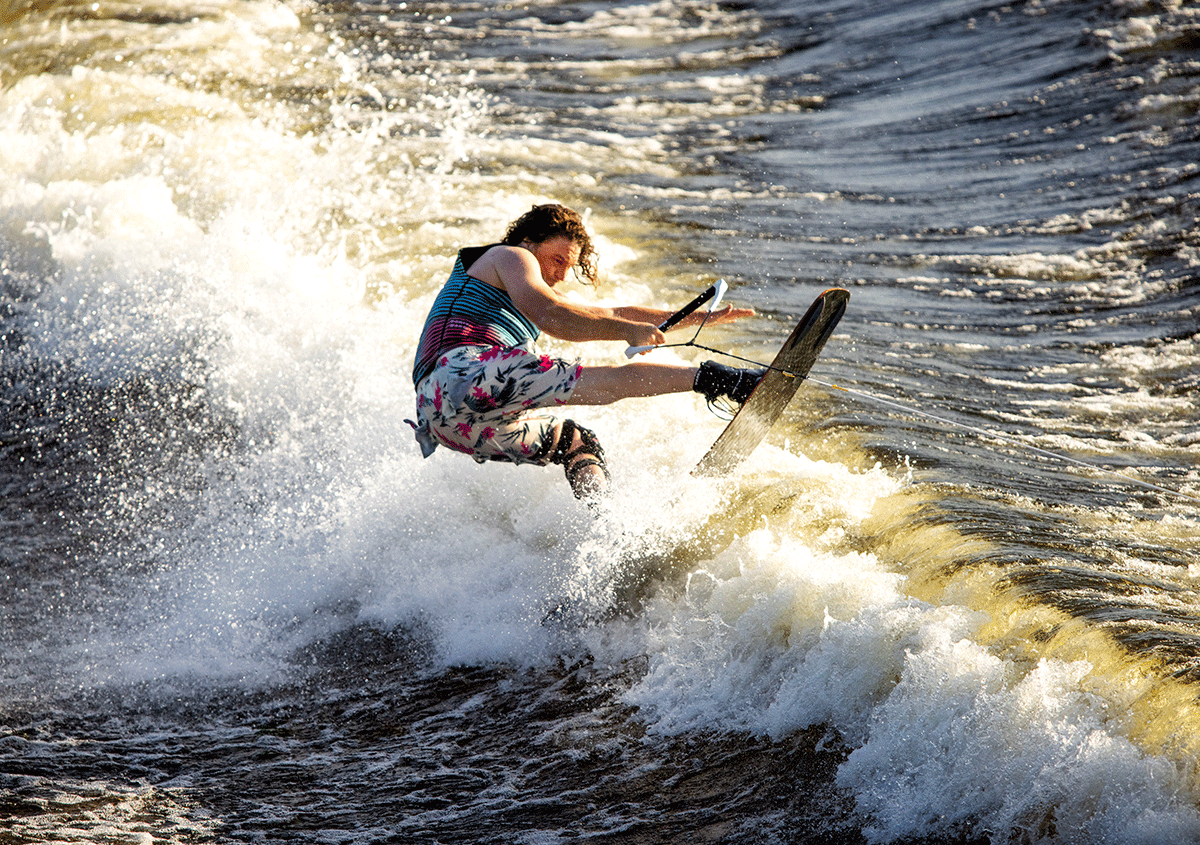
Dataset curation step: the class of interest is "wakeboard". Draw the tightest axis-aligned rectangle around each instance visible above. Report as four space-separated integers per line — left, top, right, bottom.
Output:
693 287 849 477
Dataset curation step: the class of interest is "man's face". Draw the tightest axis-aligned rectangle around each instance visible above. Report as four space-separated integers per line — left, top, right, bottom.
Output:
526 235 581 287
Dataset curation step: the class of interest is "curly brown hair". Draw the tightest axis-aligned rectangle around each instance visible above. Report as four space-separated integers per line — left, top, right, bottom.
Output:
501 204 598 285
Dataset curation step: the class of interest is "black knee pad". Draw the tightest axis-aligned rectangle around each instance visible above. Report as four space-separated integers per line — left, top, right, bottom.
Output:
548 420 610 497
548 420 605 467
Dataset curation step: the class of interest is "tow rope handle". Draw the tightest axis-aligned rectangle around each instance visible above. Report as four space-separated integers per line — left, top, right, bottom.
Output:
625 279 728 358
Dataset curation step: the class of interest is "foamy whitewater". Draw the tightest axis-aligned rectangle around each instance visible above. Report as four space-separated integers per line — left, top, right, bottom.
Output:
1 1 1199 842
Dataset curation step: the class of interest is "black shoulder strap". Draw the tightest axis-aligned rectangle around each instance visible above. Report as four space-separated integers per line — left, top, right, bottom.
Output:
459 243 503 274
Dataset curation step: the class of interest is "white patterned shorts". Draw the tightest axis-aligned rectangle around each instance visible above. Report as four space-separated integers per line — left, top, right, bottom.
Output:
409 345 583 465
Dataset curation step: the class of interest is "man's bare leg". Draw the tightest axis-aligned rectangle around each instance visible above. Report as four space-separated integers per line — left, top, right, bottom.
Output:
551 360 766 499
568 363 698 406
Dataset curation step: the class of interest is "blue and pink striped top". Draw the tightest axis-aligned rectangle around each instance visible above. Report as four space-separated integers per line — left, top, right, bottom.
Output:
412 245 541 385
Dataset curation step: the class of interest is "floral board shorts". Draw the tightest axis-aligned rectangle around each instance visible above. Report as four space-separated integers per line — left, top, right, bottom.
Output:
408 345 583 465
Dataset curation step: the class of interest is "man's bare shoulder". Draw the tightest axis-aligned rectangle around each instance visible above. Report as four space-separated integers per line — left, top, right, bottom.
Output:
470 245 538 290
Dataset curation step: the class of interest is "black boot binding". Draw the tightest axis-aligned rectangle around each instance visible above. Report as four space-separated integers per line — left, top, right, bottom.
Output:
693 360 767 409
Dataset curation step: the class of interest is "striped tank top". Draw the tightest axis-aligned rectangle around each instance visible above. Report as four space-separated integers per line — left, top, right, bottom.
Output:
412 244 541 385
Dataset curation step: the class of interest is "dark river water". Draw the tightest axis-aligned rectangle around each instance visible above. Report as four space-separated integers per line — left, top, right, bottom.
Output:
2 0 1199 842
